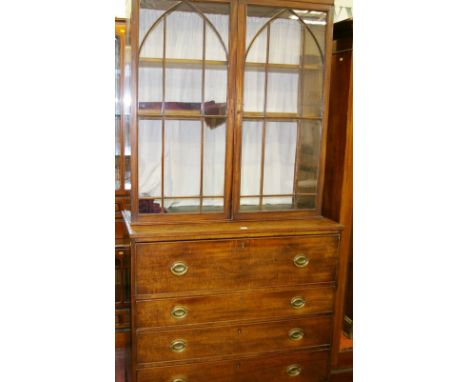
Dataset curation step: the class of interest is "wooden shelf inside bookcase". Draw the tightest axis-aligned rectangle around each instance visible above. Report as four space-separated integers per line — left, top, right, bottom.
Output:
138 110 227 118
139 57 227 68
243 112 322 119
139 57 320 71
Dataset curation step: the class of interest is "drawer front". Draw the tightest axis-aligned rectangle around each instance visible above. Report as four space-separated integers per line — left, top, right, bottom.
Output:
137 348 329 382
136 316 331 364
136 286 334 329
135 235 339 296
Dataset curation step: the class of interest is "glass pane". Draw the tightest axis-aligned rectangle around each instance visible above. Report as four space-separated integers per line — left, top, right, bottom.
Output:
205 15 229 61
166 66 202 104
300 10 327 53
203 120 226 196
246 27 267 64
301 27 325 117
263 122 297 195
243 70 265 113
205 66 227 111
202 198 224 212
115 116 121 190
246 6 281 52
295 120 322 202
124 115 131 190
165 198 200 213
138 120 162 199
240 121 262 197
268 17 301 65
262 196 294 210
164 120 201 197
266 70 299 113
240 197 260 212
139 65 163 105
139 15 163 58
166 7 203 60
115 36 121 114
301 68 323 117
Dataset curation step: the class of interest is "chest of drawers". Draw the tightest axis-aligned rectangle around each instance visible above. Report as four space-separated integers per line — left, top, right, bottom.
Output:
124 214 342 381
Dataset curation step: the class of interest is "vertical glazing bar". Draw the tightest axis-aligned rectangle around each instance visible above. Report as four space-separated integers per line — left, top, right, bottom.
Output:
299 25 306 118
292 25 306 207
119 32 126 193
259 24 270 209
200 19 207 212
161 16 167 209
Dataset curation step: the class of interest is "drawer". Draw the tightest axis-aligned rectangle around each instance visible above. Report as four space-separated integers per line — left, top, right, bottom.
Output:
137 348 329 382
136 316 331 364
136 285 334 328
135 235 339 296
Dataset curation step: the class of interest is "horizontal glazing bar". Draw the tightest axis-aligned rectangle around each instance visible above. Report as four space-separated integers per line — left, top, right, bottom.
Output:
139 195 224 200
139 114 228 120
240 193 317 198
139 57 227 67
245 62 320 71
243 112 322 120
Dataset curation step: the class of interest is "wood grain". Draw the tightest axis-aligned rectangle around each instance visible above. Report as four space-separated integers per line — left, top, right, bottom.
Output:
136 316 331 364
136 285 335 328
136 348 329 382
135 235 339 297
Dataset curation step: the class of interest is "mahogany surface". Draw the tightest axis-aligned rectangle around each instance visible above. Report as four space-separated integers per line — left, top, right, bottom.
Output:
136 316 331 365
135 235 339 297
135 285 335 328
124 2 348 381
137 348 329 382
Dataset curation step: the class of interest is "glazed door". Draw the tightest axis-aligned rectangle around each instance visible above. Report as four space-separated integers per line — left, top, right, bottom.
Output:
233 0 333 220
133 0 235 222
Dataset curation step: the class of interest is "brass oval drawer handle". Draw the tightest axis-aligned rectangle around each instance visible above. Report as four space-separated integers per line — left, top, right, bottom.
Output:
171 306 188 319
170 339 186 353
293 254 309 268
290 296 306 309
170 261 188 276
288 328 304 341
172 379 186 382
286 364 302 377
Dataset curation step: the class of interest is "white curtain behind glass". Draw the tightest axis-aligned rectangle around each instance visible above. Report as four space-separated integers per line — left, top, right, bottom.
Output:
138 9 311 207
139 9 228 208
242 16 301 205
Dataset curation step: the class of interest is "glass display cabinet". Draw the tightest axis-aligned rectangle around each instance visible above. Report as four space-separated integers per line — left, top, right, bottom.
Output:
115 18 132 342
130 0 333 223
116 21 132 195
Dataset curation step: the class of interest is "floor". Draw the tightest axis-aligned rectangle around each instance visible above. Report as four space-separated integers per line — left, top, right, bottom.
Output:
340 333 353 351
116 346 131 382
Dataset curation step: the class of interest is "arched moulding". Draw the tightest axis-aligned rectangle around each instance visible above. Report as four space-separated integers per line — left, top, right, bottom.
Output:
288 9 324 63
139 1 182 57
138 0 228 60
244 8 286 62
184 1 228 59
244 8 325 64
